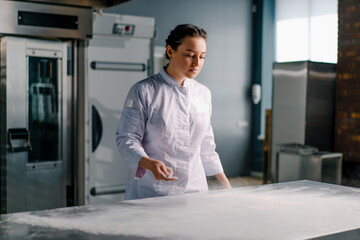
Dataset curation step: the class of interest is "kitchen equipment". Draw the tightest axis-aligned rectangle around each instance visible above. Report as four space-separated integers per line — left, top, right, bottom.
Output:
270 61 337 182
1 37 68 213
0 0 93 214
0 0 135 213
276 143 342 184
86 13 155 204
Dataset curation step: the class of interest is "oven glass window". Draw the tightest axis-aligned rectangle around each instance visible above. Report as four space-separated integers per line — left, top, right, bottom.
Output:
28 56 60 162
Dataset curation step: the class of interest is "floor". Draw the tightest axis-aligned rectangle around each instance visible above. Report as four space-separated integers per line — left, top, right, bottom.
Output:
208 176 263 191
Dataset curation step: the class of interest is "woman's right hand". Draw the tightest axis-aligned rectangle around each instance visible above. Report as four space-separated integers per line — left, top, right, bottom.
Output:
139 157 177 181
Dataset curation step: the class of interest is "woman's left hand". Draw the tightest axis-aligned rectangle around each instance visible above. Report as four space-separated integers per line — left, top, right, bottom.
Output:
214 172 232 189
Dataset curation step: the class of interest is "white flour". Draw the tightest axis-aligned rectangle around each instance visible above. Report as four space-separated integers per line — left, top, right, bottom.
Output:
8 181 360 239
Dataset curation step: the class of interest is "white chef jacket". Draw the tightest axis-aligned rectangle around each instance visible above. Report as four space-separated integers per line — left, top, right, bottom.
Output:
116 68 224 200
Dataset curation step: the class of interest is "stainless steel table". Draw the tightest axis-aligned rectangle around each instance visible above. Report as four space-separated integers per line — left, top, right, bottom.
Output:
1 180 360 240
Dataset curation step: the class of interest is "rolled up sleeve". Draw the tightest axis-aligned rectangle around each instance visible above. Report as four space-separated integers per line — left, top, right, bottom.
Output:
116 84 149 178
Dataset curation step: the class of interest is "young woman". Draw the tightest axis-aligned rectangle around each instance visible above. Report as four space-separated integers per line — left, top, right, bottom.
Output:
116 24 231 200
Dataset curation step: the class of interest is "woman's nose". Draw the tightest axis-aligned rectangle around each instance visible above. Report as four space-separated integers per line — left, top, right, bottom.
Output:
192 56 200 66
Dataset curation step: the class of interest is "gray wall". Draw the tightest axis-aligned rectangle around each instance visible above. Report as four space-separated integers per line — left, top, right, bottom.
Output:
107 0 253 176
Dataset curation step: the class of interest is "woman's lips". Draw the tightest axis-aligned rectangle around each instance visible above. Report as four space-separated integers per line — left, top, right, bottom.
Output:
189 68 199 73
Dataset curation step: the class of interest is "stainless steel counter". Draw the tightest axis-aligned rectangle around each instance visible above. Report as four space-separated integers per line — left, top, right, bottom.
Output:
1 180 360 239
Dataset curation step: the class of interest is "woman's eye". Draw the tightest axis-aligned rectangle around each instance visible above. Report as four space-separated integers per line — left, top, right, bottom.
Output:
184 54 205 59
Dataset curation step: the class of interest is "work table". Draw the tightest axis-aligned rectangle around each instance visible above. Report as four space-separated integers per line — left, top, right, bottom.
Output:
1 180 360 239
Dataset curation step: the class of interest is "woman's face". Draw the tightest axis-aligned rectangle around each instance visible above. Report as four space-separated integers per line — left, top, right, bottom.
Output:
166 36 206 81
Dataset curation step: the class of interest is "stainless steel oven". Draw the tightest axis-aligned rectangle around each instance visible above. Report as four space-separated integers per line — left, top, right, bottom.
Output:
1 37 68 213
0 0 92 213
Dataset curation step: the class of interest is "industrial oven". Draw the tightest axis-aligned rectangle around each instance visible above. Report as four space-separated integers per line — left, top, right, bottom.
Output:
0 0 92 213
1 37 69 213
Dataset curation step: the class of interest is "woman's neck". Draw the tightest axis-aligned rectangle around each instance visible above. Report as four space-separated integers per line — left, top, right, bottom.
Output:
165 65 185 86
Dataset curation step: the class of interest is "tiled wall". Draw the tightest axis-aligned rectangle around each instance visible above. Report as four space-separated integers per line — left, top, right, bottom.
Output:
336 0 360 186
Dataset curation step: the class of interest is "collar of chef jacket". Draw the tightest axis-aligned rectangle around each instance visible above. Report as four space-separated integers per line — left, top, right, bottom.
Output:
159 67 190 87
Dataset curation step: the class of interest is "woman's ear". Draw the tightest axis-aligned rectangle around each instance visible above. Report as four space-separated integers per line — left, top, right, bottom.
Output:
166 45 173 59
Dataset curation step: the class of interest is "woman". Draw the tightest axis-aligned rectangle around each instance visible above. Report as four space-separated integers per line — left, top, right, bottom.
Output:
116 24 231 200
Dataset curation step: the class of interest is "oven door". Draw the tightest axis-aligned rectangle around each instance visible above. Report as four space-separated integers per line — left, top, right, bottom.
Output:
1 36 67 213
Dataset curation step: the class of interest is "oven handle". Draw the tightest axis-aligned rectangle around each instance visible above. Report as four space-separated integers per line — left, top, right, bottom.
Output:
90 184 126 196
92 105 103 152
8 128 32 152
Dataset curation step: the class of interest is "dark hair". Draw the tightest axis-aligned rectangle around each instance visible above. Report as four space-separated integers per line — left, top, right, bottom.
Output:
165 24 207 59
